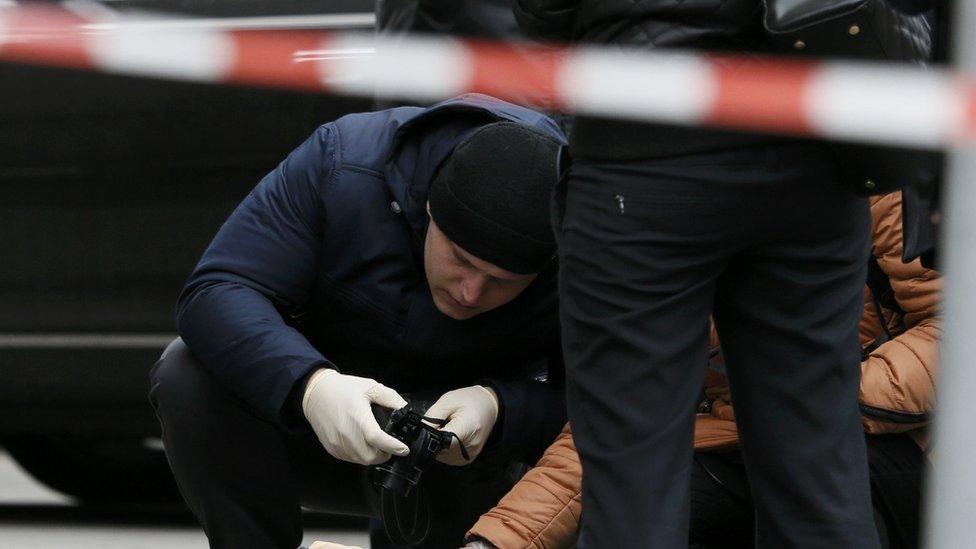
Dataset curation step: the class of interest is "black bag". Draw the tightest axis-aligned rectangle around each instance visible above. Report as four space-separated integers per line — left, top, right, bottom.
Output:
762 0 941 196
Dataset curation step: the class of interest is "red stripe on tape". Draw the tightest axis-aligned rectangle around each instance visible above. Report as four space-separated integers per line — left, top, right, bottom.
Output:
226 31 326 92
705 56 819 135
466 42 566 109
967 82 976 139
0 5 93 69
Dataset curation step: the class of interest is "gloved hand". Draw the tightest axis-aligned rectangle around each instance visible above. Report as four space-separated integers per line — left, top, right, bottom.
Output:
425 385 499 465
302 368 410 465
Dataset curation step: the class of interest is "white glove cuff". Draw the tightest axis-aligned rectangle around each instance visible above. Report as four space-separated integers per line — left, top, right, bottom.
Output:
477 385 500 418
301 368 333 416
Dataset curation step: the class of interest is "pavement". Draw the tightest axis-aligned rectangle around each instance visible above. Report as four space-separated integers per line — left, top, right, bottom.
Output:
0 449 370 548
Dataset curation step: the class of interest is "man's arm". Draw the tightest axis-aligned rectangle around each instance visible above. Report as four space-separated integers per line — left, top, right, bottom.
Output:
467 423 580 549
481 347 567 461
859 192 941 434
176 125 335 429
482 377 567 460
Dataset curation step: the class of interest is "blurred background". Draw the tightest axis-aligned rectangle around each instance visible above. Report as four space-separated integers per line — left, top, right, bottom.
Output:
0 0 375 546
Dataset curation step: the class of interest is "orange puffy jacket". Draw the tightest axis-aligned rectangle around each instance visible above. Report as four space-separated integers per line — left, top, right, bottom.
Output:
467 191 941 548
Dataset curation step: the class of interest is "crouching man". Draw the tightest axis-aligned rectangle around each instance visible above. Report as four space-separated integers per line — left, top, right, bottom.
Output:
149 94 567 549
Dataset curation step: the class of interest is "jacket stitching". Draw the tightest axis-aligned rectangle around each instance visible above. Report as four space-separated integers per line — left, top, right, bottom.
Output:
318 272 404 328
877 337 934 409
888 336 931 379
529 492 582 548
341 164 385 178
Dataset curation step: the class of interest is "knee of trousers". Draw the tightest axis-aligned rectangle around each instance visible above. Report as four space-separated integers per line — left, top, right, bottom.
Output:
149 337 220 420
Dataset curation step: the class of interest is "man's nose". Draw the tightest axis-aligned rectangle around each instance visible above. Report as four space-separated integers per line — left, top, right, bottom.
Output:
459 274 488 305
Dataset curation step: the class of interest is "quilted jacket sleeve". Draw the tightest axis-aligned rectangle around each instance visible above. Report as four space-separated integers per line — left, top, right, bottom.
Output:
859 192 941 434
468 423 581 549
176 125 335 429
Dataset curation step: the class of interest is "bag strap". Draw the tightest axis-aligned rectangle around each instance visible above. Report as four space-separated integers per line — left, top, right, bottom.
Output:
375 404 468 546
863 255 903 358
867 255 901 314
381 484 432 546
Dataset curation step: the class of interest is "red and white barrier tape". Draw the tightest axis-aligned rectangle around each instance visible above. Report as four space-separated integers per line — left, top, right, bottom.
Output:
1 3 975 148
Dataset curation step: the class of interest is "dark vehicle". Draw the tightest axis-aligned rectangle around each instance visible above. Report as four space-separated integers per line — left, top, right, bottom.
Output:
0 0 373 503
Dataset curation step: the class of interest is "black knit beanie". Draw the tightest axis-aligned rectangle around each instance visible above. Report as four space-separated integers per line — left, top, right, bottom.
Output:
428 121 562 275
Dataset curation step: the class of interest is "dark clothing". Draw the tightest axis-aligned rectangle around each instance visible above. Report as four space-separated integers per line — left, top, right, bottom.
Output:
553 144 879 548
372 0 527 112
514 0 762 47
902 171 941 267
376 0 524 40
372 0 575 139
568 119 784 164
514 0 936 49
514 0 783 164
865 435 926 548
175 95 567 458
150 340 532 549
690 434 925 548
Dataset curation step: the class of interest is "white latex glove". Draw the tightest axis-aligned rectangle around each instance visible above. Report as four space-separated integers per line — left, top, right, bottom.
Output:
308 542 363 549
302 368 409 465
425 385 499 465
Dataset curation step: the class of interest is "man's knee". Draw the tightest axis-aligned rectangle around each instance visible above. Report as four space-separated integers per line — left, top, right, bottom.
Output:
149 337 211 415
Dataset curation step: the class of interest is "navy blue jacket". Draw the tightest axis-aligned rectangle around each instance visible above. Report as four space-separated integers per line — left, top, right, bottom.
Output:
177 95 567 458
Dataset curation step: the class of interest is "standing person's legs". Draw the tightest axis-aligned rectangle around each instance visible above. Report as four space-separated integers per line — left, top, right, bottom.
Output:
556 157 738 548
711 147 878 547
150 339 370 549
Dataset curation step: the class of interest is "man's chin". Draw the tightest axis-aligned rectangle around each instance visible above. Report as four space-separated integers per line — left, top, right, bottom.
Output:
433 295 480 320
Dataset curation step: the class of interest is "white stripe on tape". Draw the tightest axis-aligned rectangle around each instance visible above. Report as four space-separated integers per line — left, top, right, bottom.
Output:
82 12 376 32
0 10 8 51
806 64 966 149
559 48 717 125
324 34 470 101
88 26 236 82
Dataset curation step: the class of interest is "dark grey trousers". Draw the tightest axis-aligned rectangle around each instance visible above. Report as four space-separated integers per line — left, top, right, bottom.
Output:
556 143 879 548
149 339 521 549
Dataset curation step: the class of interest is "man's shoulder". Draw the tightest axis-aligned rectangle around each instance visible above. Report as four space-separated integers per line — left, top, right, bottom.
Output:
329 107 425 173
